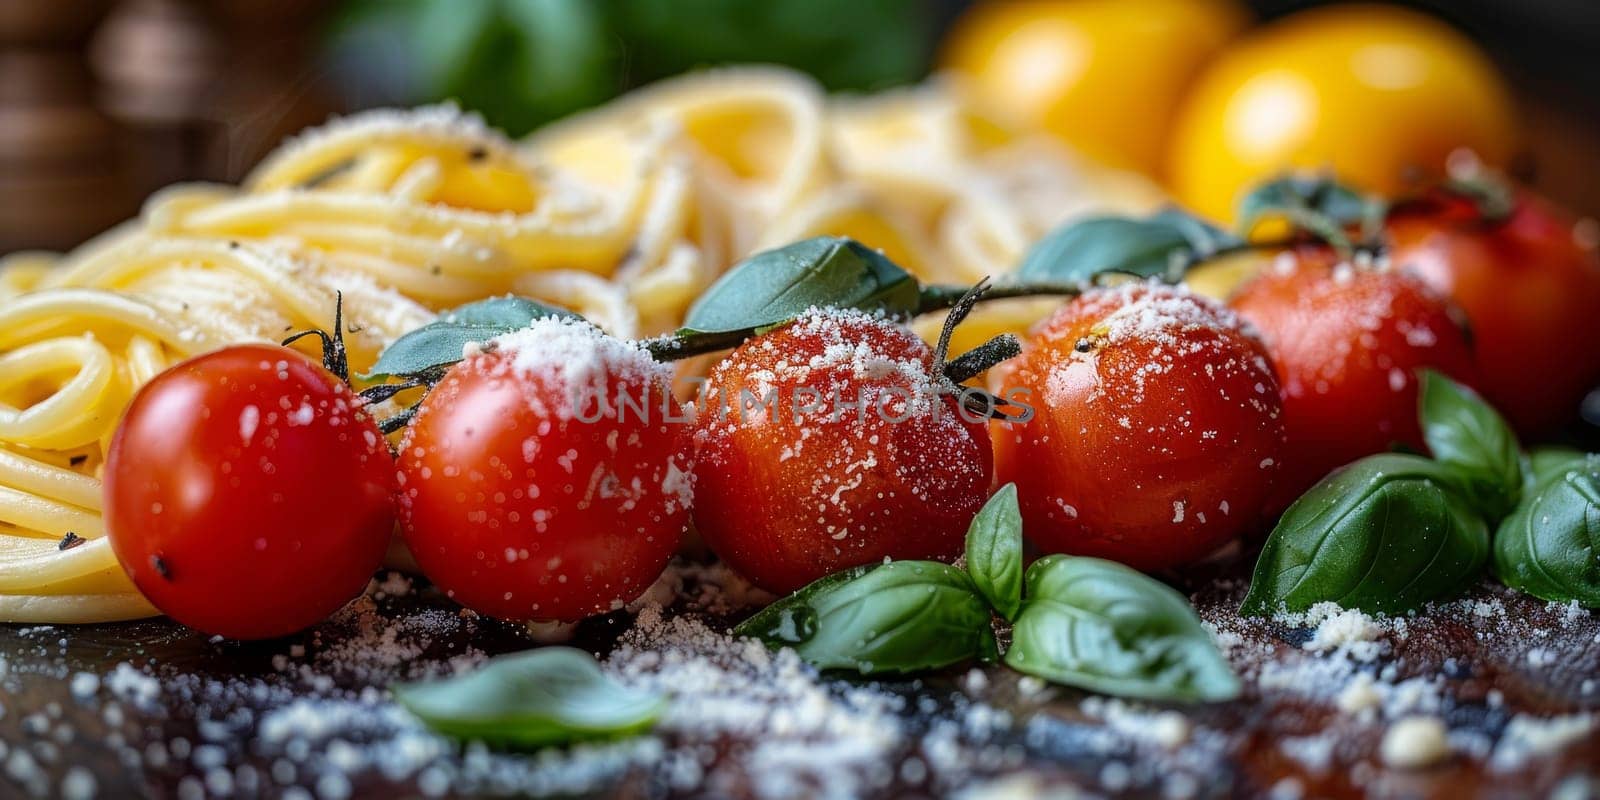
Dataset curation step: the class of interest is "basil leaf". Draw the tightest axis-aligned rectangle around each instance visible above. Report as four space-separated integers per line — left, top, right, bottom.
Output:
393 647 664 747
1240 454 1489 616
364 295 580 378
436 295 581 327
1236 175 1375 232
964 483 1023 621
1495 455 1600 608
737 561 994 675
1003 555 1240 702
977 623 1001 663
732 564 870 645
1527 447 1588 487
1015 209 1240 284
1418 369 1523 520
680 237 920 335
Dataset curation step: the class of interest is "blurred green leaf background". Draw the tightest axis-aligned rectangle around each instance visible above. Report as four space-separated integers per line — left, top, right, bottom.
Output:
327 0 936 136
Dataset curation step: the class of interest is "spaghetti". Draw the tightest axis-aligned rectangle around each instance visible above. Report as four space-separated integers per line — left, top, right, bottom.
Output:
0 67 1159 623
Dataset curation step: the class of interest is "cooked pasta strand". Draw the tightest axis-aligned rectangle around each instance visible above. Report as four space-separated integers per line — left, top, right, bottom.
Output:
0 67 1158 623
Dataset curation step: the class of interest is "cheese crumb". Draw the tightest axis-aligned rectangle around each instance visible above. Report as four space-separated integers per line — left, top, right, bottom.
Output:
1335 673 1382 717
1303 606 1385 662
1380 716 1450 769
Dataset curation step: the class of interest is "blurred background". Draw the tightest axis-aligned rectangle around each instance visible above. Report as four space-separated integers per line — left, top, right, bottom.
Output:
1 0 1596 252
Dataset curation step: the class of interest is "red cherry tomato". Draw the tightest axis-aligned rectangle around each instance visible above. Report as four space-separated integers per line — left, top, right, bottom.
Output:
1390 190 1600 434
991 284 1285 570
396 319 690 622
691 309 993 594
1230 250 1480 502
104 344 396 640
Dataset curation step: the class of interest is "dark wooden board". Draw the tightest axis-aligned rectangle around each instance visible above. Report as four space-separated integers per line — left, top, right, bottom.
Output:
1 556 1597 799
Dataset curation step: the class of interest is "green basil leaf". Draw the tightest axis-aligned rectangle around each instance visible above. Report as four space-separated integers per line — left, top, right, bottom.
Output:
364 295 580 378
1014 209 1240 284
977 622 1001 663
1527 447 1588 487
393 647 664 748
964 483 1023 621
1240 454 1489 616
435 295 581 327
680 237 920 335
737 561 994 675
1418 369 1523 521
1236 174 1375 232
1495 455 1600 608
1003 555 1240 702
732 564 870 645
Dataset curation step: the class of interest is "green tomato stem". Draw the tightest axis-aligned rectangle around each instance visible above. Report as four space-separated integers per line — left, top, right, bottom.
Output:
916 281 1086 314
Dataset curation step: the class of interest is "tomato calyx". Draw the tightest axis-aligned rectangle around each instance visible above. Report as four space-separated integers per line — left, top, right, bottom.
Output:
282 292 432 434
1434 174 1515 225
1235 174 1388 257
1389 165 1517 229
360 378 432 434
930 278 1028 422
1235 165 1519 259
282 291 351 382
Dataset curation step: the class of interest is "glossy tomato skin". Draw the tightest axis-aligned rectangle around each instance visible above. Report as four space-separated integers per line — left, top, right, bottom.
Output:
1390 192 1600 434
1169 4 1517 223
991 284 1285 570
104 344 396 640
941 0 1247 175
397 321 689 622
1229 251 1481 502
692 310 993 594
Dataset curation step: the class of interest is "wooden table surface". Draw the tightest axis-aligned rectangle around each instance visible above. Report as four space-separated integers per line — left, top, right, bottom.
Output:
2 554 1596 799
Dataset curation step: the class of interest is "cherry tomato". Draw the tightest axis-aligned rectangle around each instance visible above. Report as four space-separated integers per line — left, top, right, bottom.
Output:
991 284 1285 570
941 0 1248 176
1169 4 1517 223
397 318 690 622
104 344 396 640
692 309 993 594
1390 190 1600 434
1229 250 1480 502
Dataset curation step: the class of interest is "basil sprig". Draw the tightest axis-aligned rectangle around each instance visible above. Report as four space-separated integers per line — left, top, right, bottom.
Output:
1015 209 1239 285
680 237 921 335
964 483 1023 621
1418 369 1523 520
735 484 1030 674
733 561 997 674
1494 453 1600 608
364 295 581 379
1242 454 1489 616
394 647 664 747
1005 555 1241 702
1239 371 1556 616
738 483 1238 701
1240 370 1600 615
